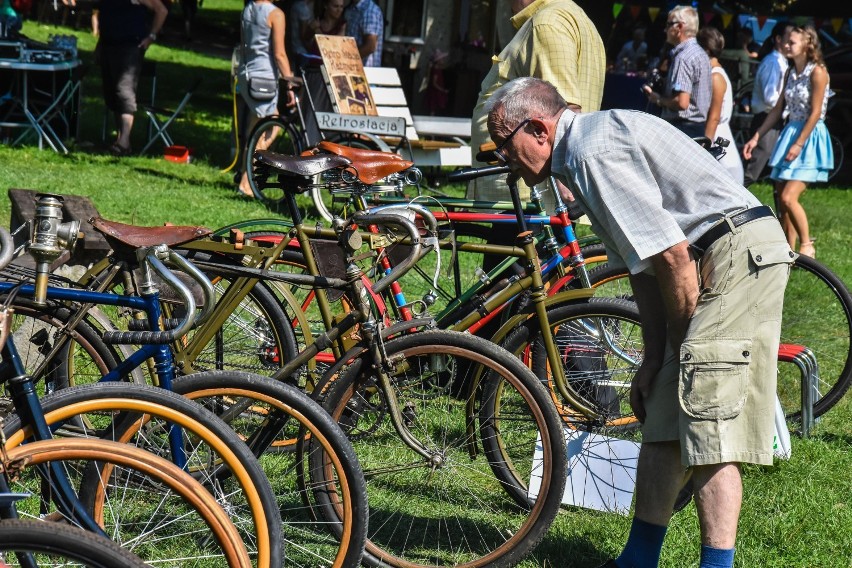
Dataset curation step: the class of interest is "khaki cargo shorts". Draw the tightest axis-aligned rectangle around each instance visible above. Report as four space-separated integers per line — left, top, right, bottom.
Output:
642 215 795 466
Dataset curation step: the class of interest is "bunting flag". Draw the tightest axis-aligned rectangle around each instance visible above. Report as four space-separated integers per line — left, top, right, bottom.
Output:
604 5 850 35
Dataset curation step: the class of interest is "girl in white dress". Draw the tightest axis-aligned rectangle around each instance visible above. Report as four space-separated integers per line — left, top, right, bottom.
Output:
698 26 744 184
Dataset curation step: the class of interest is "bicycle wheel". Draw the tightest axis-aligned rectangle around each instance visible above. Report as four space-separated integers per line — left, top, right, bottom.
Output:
503 298 642 429
0 438 250 568
320 330 567 568
3 381 282 568
0 518 149 567
172 370 368 568
176 250 300 377
587 256 852 420
500 298 643 511
246 115 304 204
828 133 844 181
2 298 120 390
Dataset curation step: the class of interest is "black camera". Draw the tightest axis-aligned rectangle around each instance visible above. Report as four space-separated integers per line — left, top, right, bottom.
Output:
643 68 665 93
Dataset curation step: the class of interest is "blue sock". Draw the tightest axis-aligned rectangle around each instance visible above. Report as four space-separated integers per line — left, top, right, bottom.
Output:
614 517 668 568
699 545 735 568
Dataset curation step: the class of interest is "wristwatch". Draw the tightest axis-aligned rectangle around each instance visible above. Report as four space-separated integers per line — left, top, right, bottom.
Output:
148 32 157 42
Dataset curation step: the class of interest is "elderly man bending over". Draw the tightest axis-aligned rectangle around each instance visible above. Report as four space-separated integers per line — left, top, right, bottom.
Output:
485 76 793 568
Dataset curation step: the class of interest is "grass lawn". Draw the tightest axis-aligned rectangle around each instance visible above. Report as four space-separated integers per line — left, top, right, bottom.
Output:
2 6 852 568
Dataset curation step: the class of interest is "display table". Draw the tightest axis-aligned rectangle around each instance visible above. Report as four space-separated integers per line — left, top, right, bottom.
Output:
0 58 82 153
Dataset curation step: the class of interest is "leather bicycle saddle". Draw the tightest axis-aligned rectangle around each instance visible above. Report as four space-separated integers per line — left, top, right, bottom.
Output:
311 140 414 185
253 150 351 178
90 217 212 249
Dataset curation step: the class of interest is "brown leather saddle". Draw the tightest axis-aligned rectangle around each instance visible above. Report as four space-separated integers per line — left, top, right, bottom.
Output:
312 140 414 185
90 217 212 258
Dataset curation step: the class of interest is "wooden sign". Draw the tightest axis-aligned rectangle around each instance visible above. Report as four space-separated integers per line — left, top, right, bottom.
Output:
315 34 377 116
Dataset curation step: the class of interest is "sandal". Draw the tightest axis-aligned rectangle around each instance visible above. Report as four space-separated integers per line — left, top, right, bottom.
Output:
109 143 132 157
799 239 816 258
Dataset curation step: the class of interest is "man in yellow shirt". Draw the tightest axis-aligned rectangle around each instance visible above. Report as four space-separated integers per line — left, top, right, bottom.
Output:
467 0 606 207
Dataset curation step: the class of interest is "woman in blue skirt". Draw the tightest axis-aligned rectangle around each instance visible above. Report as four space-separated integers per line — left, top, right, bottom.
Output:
743 25 833 257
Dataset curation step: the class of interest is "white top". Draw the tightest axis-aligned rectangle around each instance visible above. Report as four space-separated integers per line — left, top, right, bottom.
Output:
751 50 788 114
712 66 733 125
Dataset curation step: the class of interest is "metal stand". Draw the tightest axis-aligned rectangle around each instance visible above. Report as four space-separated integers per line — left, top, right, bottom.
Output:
778 344 819 437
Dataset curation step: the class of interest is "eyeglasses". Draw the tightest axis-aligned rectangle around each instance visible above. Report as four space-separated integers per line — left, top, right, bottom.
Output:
493 118 531 164
665 20 681 29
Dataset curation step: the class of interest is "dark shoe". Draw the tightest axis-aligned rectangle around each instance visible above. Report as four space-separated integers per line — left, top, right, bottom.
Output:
109 143 132 156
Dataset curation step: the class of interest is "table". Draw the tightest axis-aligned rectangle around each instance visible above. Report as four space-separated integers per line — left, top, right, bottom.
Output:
0 58 82 153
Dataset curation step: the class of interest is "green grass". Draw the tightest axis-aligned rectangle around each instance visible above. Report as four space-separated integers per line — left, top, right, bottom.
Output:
4 8 852 567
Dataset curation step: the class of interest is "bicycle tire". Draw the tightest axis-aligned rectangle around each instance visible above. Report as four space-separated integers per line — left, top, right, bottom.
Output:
3 298 121 391
172 370 368 568
828 133 844 181
0 438 251 568
2 381 282 568
0 518 149 567
177 250 300 377
320 330 567 568
587 255 852 420
246 115 305 204
502 297 642 429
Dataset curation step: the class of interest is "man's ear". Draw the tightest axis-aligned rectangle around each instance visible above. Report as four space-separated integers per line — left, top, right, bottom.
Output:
529 118 550 143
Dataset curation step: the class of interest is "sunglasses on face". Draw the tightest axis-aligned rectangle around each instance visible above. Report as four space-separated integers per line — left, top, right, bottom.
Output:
494 118 532 164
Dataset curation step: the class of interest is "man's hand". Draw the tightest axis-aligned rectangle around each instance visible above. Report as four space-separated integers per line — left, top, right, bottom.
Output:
630 360 660 423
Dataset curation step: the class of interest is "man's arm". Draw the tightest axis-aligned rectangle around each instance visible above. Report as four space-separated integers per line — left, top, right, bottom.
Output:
627 240 698 421
648 240 698 350
137 0 168 49
358 34 378 58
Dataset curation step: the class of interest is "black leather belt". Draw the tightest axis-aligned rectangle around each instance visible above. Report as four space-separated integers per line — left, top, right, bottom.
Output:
691 205 775 256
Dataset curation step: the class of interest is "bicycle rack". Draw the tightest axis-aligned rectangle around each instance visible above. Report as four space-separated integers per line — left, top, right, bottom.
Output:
778 343 819 437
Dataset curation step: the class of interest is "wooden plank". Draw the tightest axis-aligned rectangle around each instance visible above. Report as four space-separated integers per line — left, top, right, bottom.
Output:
409 145 472 167
364 66 403 87
412 115 472 139
370 86 408 106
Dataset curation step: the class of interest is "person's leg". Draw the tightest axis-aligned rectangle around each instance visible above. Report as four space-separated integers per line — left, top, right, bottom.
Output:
693 463 742 547
238 113 261 196
772 180 796 248
112 46 143 152
777 180 811 254
612 441 687 568
744 114 778 187
692 463 742 568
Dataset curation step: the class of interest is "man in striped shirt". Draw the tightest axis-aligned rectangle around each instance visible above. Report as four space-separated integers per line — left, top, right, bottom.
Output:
642 5 711 138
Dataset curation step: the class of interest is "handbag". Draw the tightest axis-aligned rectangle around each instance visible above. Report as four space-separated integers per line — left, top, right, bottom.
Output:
248 76 277 101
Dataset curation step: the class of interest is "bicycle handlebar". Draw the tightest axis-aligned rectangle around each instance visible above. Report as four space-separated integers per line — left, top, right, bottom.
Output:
349 211 423 295
102 247 215 345
447 165 512 183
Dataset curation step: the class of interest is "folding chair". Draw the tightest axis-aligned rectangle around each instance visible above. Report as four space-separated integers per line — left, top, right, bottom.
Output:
138 77 202 155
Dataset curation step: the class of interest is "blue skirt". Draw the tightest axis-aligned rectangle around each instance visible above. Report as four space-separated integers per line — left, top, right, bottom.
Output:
769 120 834 183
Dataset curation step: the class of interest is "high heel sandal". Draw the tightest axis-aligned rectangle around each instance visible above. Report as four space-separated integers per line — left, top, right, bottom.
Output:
799 239 816 258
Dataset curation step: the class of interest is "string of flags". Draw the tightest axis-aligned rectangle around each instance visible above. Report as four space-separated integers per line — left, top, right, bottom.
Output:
611 3 850 35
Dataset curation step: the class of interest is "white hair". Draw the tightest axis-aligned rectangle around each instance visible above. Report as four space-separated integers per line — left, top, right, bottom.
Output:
484 77 567 130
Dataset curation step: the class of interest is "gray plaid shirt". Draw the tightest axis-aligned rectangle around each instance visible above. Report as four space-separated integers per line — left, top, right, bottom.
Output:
662 38 711 124
551 109 760 274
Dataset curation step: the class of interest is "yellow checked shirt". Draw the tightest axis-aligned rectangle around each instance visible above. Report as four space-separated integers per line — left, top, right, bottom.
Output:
467 0 606 207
